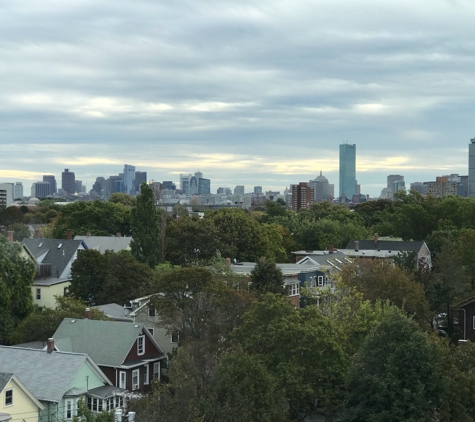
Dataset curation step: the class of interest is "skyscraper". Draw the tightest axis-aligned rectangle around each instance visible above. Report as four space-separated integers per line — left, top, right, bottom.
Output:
469 138 475 198
123 164 136 195
135 171 147 192
43 175 57 195
61 169 75 195
339 143 356 201
14 182 23 199
291 182 314 211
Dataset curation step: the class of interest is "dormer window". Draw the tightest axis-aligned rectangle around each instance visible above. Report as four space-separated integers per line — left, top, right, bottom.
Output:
137 335 145 355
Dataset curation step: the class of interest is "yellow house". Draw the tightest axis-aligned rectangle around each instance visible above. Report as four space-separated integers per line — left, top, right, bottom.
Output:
0 373 43 422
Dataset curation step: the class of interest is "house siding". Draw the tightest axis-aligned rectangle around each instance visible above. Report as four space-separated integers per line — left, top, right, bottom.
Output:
31 281 70 309
1 378 40 422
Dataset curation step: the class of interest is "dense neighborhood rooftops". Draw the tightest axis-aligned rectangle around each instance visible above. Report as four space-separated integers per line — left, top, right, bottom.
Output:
0 346 106 403
345 239 426 252
53 318 165 367
74 235 132 253
231 262 325 276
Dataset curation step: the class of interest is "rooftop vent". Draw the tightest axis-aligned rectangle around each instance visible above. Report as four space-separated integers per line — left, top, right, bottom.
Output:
57 243 62 249
38 242 43 248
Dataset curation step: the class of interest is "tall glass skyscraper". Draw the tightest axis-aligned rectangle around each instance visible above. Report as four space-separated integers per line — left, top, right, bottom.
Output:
469 138 475 198
339 143 356 201
123 164 136 195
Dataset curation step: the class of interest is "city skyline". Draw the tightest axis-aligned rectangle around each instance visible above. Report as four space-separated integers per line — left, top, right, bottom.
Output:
1 1 475 197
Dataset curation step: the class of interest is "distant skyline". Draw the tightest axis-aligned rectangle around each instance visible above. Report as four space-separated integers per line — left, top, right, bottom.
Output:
1 0 475 197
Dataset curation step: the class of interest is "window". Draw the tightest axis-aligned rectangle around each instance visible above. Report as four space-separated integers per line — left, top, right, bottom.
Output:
65 399 73 419
147 327 154 336
288 283 299 296
144 364 149 385
148 307 156 317
5 389 13 406
119 371 126 389
171 331 179 343
472 315 475 330
36 288 41 300
132 369 140 390
318 276 324 286
153 362 160 379
137 335 145 355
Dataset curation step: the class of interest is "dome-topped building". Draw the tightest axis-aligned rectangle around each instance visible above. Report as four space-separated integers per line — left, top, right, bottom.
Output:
309 171 330 202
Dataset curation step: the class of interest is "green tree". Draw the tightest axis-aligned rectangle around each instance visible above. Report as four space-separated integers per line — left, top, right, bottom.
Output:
341 307 442 422
130 182 162 268
249 257 284 296
73 397 114 422
4 223 31 241
108 192 137 206
10 296 108 344
233 294 346 419
69 249 106 304
0 235 35 342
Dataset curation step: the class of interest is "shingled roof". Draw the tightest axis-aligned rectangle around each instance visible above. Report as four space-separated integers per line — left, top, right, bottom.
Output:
74 235 132 253
345 239 426 252
53 318 165 367
0 346 107 403
21 238 87 279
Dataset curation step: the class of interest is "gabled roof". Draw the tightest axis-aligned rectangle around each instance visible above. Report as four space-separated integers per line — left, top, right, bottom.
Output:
231 262 324 276
21 238 87 279
0 373 44 410
74 235 132 254
93 303 132 321
345 239 426 252
53 318 165 367
0 373 12 392
0 346 108 403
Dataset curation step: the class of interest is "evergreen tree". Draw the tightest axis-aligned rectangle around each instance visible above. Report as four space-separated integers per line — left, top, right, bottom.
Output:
249 257 284 296
130 182 162 268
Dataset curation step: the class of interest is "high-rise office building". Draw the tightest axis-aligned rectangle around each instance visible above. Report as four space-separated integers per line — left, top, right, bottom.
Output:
339 143 356 201
469 138 475 198
61 169 75 195
135 171 147 193
198 178 210 195
14 182 23 199
0 183 13 207
291 182 314 211
254 186 263 195
234 186 245 195
75 180 83 194
180 174 192 191
31 182 50 198
123 164 136 195
43 175 57 195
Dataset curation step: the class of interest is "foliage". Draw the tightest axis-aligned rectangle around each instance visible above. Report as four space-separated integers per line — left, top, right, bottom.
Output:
0 235 35 342
3 223 31 241
341 306 442 422
339 258 431 324
69 249 155 305
233 294 346 419
249 257 284 296
107 192 136 206
51 200 131 238
10 296 108 344
165 217 223 267
130 182 162 268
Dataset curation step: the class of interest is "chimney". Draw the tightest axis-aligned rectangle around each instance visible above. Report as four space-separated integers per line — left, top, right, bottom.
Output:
225 257 231 268
328 245 334 253
34 229 40 239
66 229 72 240
47 338 54 353
87 232 91 237
374 233 379 244
85 308 91 320
7 231 13 242
116 233 121 237
355 241 359 252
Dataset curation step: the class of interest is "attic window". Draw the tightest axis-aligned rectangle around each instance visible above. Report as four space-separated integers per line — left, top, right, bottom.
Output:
137 335 145 355
57 243 62 249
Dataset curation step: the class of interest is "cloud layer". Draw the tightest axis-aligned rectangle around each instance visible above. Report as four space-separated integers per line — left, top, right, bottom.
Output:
1 0 475 196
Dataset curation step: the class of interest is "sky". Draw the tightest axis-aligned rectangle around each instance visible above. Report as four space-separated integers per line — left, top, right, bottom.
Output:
1 0 475 198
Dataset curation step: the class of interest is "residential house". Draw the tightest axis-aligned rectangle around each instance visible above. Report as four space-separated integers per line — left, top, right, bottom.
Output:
458 296 475 342
343 237 432 267
0 373 43 422
21 238 88 308
74 234 132 254
231 262 330 307
0 345 122 422
52 315 167 393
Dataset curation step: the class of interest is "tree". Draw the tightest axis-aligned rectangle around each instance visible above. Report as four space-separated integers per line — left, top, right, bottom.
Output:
130 182 162 268
69 249 106 305
10 296 108 345
339 259 431 324
0 235 35 342
165 217 223 267
108 192 136 206
341 307 442 422
249 257 284 296
233 294 346 419
4 223 30 241
73 397 114 422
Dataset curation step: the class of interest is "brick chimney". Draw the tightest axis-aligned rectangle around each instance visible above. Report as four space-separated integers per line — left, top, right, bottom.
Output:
355 241 359 252
374 233 379 244
328 245 334 253
116 233 121 237
225 257 231 268
85 307 91 320
47 338 54 353
87 232 91 237
7 231 13 242
67 229 72 240
34 229 40 239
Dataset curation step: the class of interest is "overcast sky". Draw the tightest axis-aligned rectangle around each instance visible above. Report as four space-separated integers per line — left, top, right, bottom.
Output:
1 0 475 197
